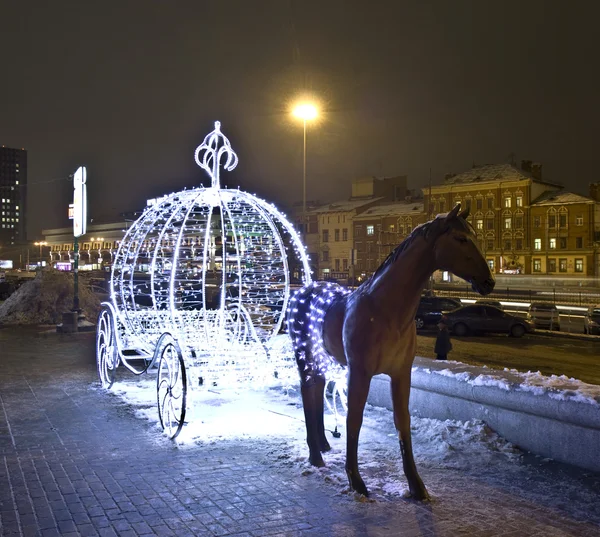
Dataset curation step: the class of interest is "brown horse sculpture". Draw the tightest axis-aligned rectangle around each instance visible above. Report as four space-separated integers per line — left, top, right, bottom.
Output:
287 204 495 500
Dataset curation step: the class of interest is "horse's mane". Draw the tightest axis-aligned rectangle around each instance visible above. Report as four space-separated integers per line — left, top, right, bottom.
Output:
360 213 473 287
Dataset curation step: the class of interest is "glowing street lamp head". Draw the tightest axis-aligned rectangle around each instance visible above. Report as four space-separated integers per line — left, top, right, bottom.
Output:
293 103 318 122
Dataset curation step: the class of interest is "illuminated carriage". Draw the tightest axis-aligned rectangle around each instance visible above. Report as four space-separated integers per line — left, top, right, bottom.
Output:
95 121 318 438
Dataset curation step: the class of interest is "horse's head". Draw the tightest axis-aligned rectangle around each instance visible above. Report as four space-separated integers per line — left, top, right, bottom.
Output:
431 204 495 295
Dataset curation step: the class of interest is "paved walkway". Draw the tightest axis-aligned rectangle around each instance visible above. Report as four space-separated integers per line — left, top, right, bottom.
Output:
0 327 599 537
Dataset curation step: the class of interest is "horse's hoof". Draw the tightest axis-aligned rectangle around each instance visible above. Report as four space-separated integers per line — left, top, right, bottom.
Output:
410 487 431 502
309 456 326 468
348 475 369 497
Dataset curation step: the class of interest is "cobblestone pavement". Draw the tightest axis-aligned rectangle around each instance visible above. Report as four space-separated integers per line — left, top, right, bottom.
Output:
1 327 599 537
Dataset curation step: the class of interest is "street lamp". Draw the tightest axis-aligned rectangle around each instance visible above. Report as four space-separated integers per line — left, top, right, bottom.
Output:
292 102 318 234
34 241 47 266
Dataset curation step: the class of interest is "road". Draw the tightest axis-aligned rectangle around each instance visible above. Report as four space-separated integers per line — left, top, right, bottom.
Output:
416 331 600 385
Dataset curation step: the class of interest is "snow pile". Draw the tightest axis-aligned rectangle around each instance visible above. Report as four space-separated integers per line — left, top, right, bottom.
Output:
0 270 101 325
418 364 600 405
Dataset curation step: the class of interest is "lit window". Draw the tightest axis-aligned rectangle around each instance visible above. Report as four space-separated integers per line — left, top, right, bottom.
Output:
516 196 523 207
504 217 512 229
575 259 583 272
366 225 374 235
533 259 541 272
576 215 583 226
549 238 556 249
476 219 483 230
534 238 541 250
504 197 512 208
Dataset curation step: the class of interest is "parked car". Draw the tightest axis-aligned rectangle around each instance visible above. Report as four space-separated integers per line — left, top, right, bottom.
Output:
583 305 600 335
526 302 560 331
415 295 462 330
444 304 533 338
475 299 504 310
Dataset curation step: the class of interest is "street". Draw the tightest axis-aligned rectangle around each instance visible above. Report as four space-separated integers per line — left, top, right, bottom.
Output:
416 332 600 385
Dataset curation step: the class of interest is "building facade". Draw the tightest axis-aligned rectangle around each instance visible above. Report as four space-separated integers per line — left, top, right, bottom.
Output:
352 202 426 277
424 161 599 279
0 146 27 248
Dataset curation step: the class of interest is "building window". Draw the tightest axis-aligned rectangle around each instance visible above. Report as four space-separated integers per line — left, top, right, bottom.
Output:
486 218 494 230
504 197 512 208
516 196 523 207
504 239 512 251
515 216 523 229
476 219 483 230
533 216 541 228
398 224 404 235
504 217 512 229
559 259 567 272
335 259 340 271
576 237 583 248
334 229 340 242
388 224 395 233
343 259 348 271
559 214 567 228
533 259 541 272
516 238 523 250
476 198 482 210
559 237 567 249
548 259 556 272
322 250 329 262
548 214 556 228
465 199 472 210
575 259 583 272
366 225 374 235
439 200 445 212
576 215 583 226
487 259 494 271
322 230 329 242
486 239 494 250
487 197 494 209
549 238 556 249
534 238 541 250
343 228 348 241
355 225 362 237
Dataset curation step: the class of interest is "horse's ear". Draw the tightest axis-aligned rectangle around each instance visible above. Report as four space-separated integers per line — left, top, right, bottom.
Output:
458 206 470 219
447 204 461 219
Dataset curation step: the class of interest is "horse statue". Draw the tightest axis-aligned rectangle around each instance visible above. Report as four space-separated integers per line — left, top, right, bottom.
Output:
287 204 495 500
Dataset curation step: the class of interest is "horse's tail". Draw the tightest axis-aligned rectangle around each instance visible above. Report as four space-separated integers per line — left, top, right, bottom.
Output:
286 282 316 351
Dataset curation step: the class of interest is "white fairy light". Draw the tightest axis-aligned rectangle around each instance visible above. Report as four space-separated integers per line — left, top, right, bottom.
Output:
100 122 312 428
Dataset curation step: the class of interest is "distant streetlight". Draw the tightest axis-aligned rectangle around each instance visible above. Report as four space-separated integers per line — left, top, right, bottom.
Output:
34 241 47 265
292 102 319 234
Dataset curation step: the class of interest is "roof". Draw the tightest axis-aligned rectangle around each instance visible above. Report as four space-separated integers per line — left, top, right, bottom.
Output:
353 202 424 220
531 190 595 206
443 163 560 187
309 197 384 214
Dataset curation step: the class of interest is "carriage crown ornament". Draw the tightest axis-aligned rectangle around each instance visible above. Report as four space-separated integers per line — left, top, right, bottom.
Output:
96 121 312 438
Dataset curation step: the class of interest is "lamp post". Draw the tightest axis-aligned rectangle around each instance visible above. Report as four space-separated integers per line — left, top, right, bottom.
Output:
34 241 47 266
292 103 318 235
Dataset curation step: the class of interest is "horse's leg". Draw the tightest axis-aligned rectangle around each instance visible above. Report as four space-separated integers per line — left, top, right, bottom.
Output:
299 363 326 467
345 369 372 497
314 374 331 453
390 375 430 501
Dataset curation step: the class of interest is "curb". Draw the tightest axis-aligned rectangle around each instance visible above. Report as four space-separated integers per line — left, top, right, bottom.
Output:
367 357 600 473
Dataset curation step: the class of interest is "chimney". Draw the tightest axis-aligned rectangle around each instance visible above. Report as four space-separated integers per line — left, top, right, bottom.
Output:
531 163 542 180
590 182 600 202
520 160 532 173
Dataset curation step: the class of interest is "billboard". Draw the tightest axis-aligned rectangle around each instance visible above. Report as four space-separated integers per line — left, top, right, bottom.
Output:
73 166 87 237
0 260 13 269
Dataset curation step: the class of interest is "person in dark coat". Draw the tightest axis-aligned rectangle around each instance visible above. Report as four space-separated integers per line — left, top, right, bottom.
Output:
434 316 452 360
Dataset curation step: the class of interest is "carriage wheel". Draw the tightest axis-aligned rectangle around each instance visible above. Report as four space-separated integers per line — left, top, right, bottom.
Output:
157 337 187 439
96 308 118 388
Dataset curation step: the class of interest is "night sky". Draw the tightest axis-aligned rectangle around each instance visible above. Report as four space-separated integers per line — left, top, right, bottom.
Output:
1 1 599 239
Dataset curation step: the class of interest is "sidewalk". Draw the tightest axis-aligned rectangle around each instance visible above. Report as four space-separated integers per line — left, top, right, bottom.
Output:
1 327 599 537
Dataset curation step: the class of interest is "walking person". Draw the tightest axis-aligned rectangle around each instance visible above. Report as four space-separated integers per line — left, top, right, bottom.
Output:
435 316 452 361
